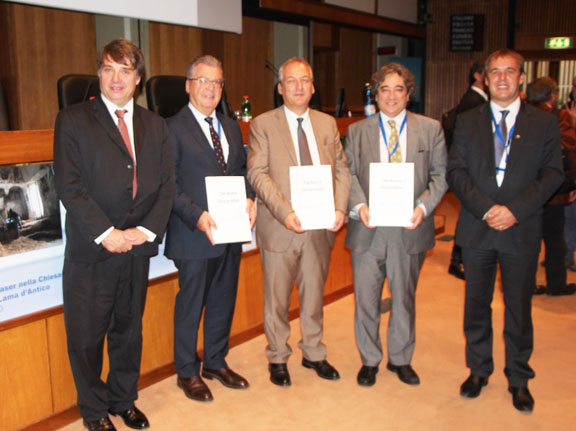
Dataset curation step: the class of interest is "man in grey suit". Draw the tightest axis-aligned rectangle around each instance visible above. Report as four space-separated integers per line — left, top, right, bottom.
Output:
345 63 447 387
164 55 255 402
247 57 350 386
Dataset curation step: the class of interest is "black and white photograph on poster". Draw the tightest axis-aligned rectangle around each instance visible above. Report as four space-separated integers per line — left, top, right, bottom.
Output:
0 163 63 256
0 163 64 323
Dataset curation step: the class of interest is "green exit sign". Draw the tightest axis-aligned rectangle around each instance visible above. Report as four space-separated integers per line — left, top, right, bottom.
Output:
545 37 573 49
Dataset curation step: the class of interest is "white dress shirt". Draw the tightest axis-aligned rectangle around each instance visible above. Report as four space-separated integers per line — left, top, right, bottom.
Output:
283 106 321 166
188 102 230 162
491 97 521 187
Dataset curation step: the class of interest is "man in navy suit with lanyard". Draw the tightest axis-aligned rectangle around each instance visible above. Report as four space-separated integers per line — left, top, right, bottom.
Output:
448 49 563 412
164 55 255 403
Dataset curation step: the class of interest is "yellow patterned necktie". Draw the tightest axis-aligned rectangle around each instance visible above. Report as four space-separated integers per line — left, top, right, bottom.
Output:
388 119 402 163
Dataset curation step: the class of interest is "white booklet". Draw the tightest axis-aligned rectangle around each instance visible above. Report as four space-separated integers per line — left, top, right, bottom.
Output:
205 176 252 244
368 162 414 227
289 165 335 230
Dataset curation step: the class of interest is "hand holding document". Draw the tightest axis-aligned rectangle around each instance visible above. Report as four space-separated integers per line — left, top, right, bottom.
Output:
205 176 252 244
289 165 335 230
368 162 414 227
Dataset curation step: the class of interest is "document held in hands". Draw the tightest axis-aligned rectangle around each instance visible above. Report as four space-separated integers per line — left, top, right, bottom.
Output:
289 165 335 230
368 162 414 227
205 176 252 244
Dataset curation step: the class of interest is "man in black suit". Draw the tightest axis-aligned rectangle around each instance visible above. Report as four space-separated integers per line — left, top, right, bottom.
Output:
448 60 489 280
54 39 175 431
164 55 255 402
447 49 563 413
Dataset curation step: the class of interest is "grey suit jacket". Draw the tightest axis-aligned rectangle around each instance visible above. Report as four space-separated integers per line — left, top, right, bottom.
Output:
345 112 448 255
247 106 351 252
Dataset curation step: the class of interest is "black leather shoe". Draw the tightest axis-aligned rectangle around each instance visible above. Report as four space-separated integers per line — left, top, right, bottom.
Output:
109 406 149 430
532 285 547 295
202 367 249 389
448 262 465 280
386 363 420 385
177 376 214 402
357 365 378 386
269 363 291 386
547 283 576 296
509 386 534 412
83 417 117 431
302 358 340 380
460 374 488 398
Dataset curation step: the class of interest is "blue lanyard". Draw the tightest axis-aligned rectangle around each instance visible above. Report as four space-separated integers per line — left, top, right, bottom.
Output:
490 109 515 170
216 116 221 139
379 114 407 159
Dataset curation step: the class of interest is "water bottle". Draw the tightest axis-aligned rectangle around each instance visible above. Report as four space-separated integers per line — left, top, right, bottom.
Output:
363 83 376 117
241 95 252 122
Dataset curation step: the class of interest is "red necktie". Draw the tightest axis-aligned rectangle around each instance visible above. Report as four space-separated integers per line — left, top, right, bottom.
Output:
115 109 137 198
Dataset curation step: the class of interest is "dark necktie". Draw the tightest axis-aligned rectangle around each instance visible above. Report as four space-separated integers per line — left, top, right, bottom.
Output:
297 117 313 166
115 109 137 199
494 110 509 169
205 117 226 172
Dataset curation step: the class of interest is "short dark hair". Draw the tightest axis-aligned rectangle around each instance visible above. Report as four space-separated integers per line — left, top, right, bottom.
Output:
469 60 485 85
371 63 415 95
526 77 558 105
97 39 145 77
485 49 524 74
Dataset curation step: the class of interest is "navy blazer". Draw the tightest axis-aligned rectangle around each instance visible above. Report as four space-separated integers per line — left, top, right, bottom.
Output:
447 101 564 254
54 96 175 262
164 106 254 260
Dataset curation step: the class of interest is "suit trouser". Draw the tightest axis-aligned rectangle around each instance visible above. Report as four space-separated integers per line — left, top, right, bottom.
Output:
462 247 536 387
173 245 240 378
351 235 425 367
260 230 331 363
63 254 149 421
542 204 568 293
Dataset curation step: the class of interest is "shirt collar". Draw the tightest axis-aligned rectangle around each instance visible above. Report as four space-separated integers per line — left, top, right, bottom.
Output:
379 109 406 125
188 102 216 124
471 85 489 101
283 105 310 122
100 94 134 116
490 97 521 118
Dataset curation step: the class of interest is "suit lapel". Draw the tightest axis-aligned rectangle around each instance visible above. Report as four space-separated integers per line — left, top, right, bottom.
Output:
91 97 130 156
475 104 502 193
218 113 239 171
405 112 418 163
503 103 528 175
182 107 224 172
276 108 298 165
365 114 380 164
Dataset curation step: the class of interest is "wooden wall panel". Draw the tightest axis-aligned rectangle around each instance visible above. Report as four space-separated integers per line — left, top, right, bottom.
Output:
148 17 274 116
0 3 96 130
425 0 508 120
148 22 203 76
47 314 76 412
0 321 52 430
516 0 576 35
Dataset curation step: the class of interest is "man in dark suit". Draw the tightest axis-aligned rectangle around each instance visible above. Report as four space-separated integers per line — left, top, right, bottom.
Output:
54 39 175 431
247 57 350 386
447 49 563 412
345 63 447 387
448 60 489 280
164 55 255 402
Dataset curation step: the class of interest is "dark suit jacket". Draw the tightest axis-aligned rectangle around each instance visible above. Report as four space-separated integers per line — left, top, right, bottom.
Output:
164 106 254 260
447 102 564 254
54 96 175 263
456 88 487 115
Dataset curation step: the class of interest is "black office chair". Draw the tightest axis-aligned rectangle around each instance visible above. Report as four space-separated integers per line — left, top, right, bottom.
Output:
0 79 9 130
146 75 188 118
57 74 100 110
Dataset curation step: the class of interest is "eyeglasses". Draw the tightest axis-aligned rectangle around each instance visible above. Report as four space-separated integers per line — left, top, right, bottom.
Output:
188 77 225 88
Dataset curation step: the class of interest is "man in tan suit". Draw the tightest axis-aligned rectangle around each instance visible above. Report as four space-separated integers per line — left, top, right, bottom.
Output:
247 57 350 386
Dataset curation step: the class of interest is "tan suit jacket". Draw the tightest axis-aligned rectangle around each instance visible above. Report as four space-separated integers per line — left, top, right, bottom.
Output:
247 107 350 251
